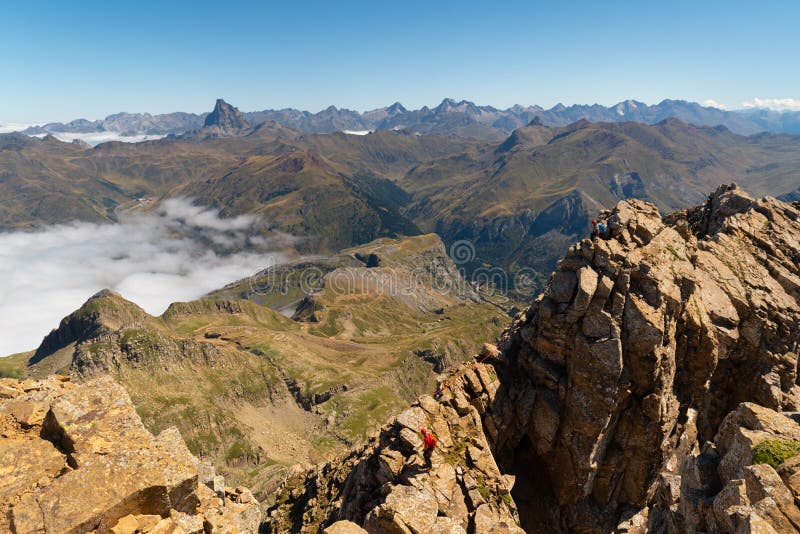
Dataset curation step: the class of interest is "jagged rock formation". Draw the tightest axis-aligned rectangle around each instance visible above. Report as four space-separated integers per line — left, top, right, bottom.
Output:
484 184 800 531
201 98 251 136
266 184 800 533
0 374 261 533
265 363 522 533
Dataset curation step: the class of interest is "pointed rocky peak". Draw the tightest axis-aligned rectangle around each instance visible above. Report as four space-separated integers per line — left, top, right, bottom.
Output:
433 98 458 113
527 116 544 127
387 101 407 114
71 138 92 149
203 98 250 130
490 185 800 531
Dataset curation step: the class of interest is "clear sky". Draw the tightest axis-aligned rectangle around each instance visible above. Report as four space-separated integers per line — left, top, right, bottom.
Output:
2 0 798 122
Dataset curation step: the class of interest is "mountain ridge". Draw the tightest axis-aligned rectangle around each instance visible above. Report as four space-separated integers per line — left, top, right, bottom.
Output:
11 98 800 141
3 110 800 299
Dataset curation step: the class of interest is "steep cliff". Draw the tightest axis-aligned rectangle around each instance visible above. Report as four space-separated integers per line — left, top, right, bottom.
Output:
267 184 800 533
486 183 800 531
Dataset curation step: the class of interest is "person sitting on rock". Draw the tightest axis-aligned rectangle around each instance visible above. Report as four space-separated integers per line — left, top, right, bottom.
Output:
420 428 437 469
591 220 599 240
597 220 607 236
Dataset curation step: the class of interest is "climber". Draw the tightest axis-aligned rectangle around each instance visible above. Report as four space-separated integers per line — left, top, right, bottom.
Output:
597 219 607 236
420 428 437 469
591 220 599 240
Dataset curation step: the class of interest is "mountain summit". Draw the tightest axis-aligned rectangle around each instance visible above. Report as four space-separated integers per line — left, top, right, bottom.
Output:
203 98 250 131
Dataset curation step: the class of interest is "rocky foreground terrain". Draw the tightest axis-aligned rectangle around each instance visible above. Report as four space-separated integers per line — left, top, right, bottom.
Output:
265 184 800 533
4 183 800 533
0 375 260 533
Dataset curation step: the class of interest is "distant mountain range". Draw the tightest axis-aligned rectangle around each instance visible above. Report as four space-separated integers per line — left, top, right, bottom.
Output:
13 98 800 141
3 103 800 297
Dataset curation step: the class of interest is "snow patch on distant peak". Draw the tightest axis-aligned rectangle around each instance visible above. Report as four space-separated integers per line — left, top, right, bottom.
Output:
342 129 372 135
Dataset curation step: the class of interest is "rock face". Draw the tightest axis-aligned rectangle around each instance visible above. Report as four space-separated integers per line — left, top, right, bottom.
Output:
0 375 261 533
486 183 800 531
203 98 250 132
266 184 800 533
265 363 523 533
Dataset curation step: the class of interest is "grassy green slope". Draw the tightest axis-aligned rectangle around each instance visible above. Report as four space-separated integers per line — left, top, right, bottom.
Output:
22 234 505 499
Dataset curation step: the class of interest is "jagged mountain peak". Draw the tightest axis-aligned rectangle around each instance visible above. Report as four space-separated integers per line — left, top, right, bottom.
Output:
203 98 250 130
434 97 479 113
387 101 407 114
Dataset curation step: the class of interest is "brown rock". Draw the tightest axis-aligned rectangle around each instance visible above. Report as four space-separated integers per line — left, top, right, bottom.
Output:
264 187 800 534
110 514 139 534
324 521 369 534
1 376 259 534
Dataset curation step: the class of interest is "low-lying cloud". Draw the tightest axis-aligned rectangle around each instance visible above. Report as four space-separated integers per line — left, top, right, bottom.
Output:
0 122 167 145
0 199 293 356
31 131 167 146
702 99 727 110
741 98 800 112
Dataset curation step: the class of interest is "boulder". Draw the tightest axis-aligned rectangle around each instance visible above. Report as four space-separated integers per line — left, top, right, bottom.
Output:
0 375 261 533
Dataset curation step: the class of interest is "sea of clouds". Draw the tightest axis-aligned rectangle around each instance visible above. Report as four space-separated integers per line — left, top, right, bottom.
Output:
0 122 166 146
0 199 292 355
31 131 167 145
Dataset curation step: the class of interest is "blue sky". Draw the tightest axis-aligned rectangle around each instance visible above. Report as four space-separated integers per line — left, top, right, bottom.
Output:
1 0 798 122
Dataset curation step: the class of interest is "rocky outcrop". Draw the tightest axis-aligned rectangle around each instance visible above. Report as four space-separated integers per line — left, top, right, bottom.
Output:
27 290 229 381
266 184 800 533
265 363 523 533
486 183 800 531
0 375 261 533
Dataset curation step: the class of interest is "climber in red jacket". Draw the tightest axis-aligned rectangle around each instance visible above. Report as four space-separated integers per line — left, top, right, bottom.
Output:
420 428 437 470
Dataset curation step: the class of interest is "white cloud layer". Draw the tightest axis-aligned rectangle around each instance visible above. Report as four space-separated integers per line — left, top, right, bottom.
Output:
31 131 167 146
0 199 292 355
702 99 727 110
0 122 166 145
741 98 800 111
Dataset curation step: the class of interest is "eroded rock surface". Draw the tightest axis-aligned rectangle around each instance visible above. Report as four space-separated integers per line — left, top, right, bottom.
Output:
487 184 800 531
265 185 800 533
0 375 261 533
265 364 522 533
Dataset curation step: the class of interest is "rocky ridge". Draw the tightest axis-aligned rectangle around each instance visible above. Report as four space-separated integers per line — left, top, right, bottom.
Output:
0 374 261 533
483 183 800 531
17 99 800 139
265 361 522 533
266 184 800 533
